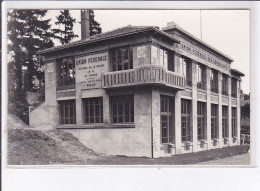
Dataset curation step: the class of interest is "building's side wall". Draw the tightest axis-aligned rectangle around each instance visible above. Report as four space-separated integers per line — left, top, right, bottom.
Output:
29 61 59 128
63 87 152 157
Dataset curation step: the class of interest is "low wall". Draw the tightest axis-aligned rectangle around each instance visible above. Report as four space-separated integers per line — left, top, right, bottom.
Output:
29 102 58 128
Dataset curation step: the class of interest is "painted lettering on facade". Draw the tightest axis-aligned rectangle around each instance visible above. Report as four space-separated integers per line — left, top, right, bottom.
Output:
75 52 108 89
179 41 231 72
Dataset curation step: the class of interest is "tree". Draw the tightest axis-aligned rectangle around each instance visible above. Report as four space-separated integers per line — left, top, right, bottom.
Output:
89 10 102 36
52 10 78 44
7 9 54 123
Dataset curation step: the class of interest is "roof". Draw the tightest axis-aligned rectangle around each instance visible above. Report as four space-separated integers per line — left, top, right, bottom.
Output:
162 22 234 62
231 69 245 77
37 25 179 54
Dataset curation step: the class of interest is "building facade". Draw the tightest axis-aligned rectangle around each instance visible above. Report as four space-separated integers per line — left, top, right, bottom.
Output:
30 13 244 158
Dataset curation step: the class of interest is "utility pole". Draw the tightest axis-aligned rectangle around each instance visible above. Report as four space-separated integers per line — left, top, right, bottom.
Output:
200 10 203 40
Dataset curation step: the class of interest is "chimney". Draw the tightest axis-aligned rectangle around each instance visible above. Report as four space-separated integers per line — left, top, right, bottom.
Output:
81 10 90 40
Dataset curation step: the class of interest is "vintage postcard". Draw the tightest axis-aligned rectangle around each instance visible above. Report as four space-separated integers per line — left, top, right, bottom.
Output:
3 6 250 167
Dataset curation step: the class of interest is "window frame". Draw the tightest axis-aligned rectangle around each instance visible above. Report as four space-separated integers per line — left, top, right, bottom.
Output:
111 95 134 124
211 104 218 139
222 74 228 96
56 56 76 89
210 69 218 93
58 99 76 125
160 95 174 144
181 99 191 142
232 107 237 137
197 102 206 140
231 78 238 98
180 57 192 87
110 46 133 71
222 106 228 138
197 64 207 90
83 97 103 124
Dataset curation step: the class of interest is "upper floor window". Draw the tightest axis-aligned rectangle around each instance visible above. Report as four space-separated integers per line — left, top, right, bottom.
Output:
111 95 134 123
111 46 133 71
180 57 192 86
222 74 228 96
197 64 206 90
231 78 237 98
210 69 218 93
159 49 168 69
57 57 75 89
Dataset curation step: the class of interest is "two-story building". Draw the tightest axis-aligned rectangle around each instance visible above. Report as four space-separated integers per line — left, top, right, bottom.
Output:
29 10 244 158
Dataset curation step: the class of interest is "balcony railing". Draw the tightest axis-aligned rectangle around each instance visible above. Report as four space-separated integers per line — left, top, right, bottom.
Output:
102 65 186 89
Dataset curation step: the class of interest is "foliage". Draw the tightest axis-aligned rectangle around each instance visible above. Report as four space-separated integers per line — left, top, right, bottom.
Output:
89 10 102 36
8 10 54 123
241 103 250 118
52 10 79 44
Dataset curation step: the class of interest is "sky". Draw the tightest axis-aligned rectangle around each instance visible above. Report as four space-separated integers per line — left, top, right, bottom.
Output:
47 10 250 94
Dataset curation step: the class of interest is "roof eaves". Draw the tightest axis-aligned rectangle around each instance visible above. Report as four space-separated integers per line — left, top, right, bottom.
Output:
37 26 179 55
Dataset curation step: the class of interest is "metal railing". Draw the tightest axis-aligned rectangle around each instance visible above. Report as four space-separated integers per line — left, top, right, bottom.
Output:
102 65 186 89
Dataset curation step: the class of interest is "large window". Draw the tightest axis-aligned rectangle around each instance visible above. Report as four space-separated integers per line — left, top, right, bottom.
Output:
210 69 218 93
83 97 103 124
232 107 237 137
222 74 228 96
111 46 133 71
231 78 237 98
111 95 134 123
181 99 191 142
161 95 174 144
211 104 218 139
159 49 168 68
57 57 75 89
180 57 192 86
197 102 206 140
197 64 206 90
58 100 76 125
222 106 228 138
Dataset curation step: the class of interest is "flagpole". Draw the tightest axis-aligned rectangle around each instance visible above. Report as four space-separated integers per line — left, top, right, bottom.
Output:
200 10 202 40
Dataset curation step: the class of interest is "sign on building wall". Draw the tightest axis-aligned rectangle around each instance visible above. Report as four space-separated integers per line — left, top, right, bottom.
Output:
75 52 108 89
46 63 54 73
137 46 147 58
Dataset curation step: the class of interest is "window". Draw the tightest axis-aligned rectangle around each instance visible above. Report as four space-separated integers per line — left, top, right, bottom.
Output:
197 102 206 140
231 78 237 98
222 74 228 96
232 107 237 137
181 99 191 142
58 100 76 125
111 46 133 71
161 95 174 144
211 104 218 139
222 106 228 138
83 97 103 124
57 57 75 89
111 95 134 123
159 49 168 68
197 64 206 90
180 57 192 86
210 69 218 93
167 52 175 72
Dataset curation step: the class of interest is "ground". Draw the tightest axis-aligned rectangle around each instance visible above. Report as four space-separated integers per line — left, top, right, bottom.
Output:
7 114 250 165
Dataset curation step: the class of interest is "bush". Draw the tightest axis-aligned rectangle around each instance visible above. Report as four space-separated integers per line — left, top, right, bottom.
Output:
8 100 29 125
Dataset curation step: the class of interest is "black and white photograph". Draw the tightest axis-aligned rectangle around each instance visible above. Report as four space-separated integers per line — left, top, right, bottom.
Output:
4 8 251 166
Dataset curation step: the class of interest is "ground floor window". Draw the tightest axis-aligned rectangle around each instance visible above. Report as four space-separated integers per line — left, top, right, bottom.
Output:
160 95 174 144
181 99 191 142
232 107 237 137
197 102 206 140
111 95 134 123
58 99 76 125
222 106 228 138
211 104 218 139
83 97 103 124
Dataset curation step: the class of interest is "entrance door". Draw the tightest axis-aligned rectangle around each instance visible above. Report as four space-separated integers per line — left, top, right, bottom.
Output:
160 95 174 144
